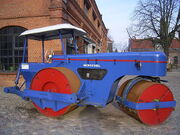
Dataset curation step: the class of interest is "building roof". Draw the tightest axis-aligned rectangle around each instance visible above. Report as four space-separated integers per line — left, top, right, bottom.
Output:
130 39 180 49
107 37 113 43
20 23 87 40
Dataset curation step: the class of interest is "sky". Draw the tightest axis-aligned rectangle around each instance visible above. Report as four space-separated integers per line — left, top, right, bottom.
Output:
96 0 139 51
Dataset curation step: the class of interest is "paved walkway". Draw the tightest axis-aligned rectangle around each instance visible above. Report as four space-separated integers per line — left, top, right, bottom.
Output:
0 72 180 135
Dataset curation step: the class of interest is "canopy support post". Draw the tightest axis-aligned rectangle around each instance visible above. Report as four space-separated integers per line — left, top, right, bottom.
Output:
42 36 45 63
72 31 78 54
22 36 27 63
59 32 67 58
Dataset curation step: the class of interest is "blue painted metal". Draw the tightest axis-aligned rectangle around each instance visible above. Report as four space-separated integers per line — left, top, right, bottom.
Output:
31 98 70 111
14 51 168 108
116 96 176 110
76 81 92 103
4 87 78 111
24 89 78 111
42 36 45 63
73 38 78 54
24 89 77 103
22 37 27 63
4 86 26 99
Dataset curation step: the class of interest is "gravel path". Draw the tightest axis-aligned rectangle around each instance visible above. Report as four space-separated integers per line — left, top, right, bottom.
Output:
0 72 180 135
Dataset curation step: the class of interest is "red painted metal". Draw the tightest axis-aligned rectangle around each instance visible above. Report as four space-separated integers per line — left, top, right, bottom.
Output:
30 68 72 117
137 83 174 125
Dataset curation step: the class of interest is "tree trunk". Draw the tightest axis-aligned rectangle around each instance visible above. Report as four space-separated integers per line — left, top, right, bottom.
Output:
163 45 169 59
162 38 173 59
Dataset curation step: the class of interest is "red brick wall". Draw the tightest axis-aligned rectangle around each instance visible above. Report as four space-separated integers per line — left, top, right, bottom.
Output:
0 73 24 86
0 0 108 86
0 0 50 86
0 0 49 18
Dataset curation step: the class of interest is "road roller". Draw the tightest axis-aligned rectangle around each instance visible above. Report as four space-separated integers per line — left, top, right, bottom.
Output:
4 24 176 125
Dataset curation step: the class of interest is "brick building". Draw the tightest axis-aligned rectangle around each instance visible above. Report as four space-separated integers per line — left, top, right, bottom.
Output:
129 37 180 69
0 0 108 86
106 37 113 53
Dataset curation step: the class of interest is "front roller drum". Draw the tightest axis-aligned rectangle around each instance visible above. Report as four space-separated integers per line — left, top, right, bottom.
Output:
117 79 175 125
30 67 80 117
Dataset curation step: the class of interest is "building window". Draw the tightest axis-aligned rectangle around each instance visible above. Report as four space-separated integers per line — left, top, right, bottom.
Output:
155 43 163 51
92 11 97 21
66 38 76 54
0 26 27 72
92 46 96 54
63 0 67 3
98 21 100 28
84 0 91 16
174 56 178 65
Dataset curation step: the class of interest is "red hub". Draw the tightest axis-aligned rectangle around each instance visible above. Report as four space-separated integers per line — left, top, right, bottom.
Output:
137 82 174 125
30 67 80 117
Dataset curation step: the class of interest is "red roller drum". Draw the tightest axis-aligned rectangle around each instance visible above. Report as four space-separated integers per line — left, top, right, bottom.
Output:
117 80 175 125
30 67 80 117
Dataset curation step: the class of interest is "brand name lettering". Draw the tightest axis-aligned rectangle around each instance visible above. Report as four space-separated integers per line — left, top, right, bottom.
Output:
83 64 101 68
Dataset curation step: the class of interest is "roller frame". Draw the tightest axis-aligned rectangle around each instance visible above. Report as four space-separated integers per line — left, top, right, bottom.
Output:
4 87 78 111
116 96 176 110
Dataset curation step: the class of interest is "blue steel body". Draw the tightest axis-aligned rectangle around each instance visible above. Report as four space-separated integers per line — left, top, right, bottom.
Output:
5 51 167 108
4 28 175 112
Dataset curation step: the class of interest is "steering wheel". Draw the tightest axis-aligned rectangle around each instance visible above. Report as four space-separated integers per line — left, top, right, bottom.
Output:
45 49 54 63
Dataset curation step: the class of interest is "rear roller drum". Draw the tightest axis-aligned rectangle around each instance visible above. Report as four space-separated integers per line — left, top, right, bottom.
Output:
30 67 80 117
117 79 175 125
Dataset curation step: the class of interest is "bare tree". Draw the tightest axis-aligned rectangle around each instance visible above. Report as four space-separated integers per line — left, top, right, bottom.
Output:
114 48 118 52
131 0 180 57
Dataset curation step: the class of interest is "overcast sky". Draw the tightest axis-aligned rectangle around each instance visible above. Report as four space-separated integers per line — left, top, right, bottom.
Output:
96 0 139 50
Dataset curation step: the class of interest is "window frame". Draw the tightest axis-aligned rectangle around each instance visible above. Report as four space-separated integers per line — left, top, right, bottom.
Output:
0 26 27 72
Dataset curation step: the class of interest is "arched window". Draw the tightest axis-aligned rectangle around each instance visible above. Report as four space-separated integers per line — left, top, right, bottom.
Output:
0 26 27 72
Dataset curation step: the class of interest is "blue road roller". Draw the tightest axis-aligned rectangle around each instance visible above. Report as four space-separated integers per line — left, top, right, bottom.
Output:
4 24 176 125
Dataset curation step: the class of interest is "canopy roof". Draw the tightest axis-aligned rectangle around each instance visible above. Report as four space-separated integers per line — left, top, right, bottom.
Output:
20 24 87 40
